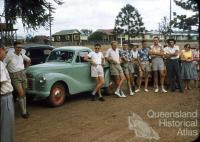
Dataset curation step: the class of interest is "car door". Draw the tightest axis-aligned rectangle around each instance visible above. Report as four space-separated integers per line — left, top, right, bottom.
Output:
72 50 96 92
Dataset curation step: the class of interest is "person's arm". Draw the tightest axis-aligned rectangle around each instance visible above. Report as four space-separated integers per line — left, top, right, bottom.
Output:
22 54 31 67
105 50 117 64
84 53 95 64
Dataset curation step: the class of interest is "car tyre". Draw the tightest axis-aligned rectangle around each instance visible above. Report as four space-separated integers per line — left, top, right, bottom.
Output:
48 82 66 107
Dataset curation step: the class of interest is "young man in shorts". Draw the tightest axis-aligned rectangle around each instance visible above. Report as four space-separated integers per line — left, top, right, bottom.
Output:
105 41 126 97
119 41 135 96
84 43 105 101
149 37 167 93
136 40 151 92
4 41 31 118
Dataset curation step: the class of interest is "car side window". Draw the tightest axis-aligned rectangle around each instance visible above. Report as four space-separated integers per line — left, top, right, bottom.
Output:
76 51 89 63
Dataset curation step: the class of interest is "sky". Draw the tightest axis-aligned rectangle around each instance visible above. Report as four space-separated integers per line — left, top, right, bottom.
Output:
0 0 195 37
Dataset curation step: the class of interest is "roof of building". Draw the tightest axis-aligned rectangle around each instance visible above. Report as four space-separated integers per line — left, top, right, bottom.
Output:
53 29 80 36
96 29 114 35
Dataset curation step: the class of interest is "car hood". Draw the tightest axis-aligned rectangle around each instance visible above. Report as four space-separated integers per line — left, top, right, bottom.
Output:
26 62 72 75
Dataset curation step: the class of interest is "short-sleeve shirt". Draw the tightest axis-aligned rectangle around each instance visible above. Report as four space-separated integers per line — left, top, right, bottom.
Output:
4 52 30 73
138 47 150 62
150 44 163 58
119 50 133 62
131 50 139 59
181 50 192 60
88 51 104 65
0 61 13 95
164 46 179 59
105 48 120 64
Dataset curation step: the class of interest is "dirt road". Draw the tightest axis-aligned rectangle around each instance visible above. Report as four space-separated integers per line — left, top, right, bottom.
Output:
15 86 199 142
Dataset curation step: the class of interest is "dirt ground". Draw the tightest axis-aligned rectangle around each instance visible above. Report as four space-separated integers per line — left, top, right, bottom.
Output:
15 83 199 142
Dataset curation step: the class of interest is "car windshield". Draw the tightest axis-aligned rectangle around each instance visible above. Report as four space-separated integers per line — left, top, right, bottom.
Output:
47 50 74 63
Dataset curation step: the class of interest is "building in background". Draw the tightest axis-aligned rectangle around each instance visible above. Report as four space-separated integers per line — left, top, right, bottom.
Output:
52 29 80 46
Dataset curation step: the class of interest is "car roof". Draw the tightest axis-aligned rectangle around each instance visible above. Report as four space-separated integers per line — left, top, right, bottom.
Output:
22 44 55 49
53 46 91 51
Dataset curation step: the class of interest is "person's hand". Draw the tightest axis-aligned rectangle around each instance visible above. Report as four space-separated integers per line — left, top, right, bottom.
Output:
91 61 97 66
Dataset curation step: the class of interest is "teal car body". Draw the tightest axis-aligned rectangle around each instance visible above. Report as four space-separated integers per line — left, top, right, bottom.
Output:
26 46 110 106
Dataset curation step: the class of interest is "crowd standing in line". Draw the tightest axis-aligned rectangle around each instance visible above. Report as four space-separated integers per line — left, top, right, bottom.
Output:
0 38 199 142
105 38 199 97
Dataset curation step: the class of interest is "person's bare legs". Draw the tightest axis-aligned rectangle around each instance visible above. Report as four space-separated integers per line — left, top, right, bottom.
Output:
125 73 134 95
160 70 167 92
144 72 150 91
153 71 159 92
91 76 104 100
16 84 28 118
94 76 105 93
135 70 143 92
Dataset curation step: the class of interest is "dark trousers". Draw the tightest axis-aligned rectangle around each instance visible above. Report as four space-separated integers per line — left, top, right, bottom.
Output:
166 59 183 91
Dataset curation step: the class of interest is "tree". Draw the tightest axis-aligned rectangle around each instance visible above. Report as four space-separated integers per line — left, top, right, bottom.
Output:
80 29 93 36
114 4 145 43
171 0 199 32
88 32 106 42
159 17 171 43
3 0 63 30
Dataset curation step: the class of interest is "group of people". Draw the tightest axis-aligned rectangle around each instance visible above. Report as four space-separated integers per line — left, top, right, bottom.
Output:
1 41 30 142
86 37 199 100
0 38 199 142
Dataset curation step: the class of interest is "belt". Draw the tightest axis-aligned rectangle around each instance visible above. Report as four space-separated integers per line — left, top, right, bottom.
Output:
168 58 179 60
141 61 149 64
1 92 12 97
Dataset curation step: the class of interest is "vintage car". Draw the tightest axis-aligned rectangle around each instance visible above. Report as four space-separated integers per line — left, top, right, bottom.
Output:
26 46 111 107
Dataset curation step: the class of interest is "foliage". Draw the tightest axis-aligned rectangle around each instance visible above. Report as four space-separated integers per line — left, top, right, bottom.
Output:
171 0 199 31
114 4 145 43
88 32 106 42
80 29 93 36
159 17 171 42
3 0 63 30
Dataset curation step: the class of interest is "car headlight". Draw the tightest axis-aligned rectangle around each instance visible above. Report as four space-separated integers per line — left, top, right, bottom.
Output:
39 76 46 83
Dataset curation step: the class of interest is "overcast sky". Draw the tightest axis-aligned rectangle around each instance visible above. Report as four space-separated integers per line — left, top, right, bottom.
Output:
0 0 195 37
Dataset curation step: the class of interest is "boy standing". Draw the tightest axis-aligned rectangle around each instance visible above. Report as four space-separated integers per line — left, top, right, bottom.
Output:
84 43 105 101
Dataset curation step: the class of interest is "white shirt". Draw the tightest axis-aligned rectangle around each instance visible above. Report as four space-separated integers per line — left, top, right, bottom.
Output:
0 61 13 95
132 50 138 59
4 52 30 73
88 51 104 65
105 48 120 64
164 46 179 59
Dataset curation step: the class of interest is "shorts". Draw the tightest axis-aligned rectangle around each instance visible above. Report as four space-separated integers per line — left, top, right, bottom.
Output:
110 64 124 76
140 61 151 72
91 65 104 77
151 58 165 71
122 62 134 75
9 70 27 91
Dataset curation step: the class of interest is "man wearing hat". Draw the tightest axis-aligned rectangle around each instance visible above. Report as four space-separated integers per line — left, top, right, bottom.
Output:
0 43 15 142
164 38 183 92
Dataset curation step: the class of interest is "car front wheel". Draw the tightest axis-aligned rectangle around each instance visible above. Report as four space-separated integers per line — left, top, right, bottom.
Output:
48 82 66 107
